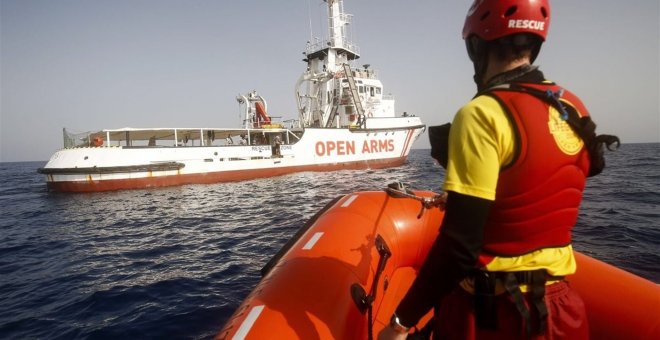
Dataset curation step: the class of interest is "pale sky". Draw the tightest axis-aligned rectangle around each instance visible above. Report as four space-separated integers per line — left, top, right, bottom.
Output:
1 0 659 162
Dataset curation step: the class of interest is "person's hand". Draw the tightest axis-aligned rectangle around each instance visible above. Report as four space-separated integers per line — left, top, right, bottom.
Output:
377 325 408 340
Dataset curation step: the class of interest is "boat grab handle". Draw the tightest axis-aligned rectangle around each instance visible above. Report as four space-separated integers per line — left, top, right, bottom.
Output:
351 234 392 340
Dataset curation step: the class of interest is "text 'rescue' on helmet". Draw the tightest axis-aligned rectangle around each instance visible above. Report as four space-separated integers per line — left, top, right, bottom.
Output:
462 0 551 42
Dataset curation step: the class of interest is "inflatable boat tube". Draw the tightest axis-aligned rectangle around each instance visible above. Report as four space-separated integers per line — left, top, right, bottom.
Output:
217 190 660 339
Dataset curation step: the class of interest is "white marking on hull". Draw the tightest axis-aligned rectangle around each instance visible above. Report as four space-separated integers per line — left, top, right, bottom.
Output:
232 305 265 340
341 194 358 207
302 232 324 250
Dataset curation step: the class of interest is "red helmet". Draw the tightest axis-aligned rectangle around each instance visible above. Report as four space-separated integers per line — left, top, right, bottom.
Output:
462 0 551 41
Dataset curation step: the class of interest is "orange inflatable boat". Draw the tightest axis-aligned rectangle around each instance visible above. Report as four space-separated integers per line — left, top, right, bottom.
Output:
217 187 660 339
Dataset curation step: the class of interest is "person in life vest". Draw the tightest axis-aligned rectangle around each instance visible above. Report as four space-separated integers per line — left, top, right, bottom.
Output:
379 0 617 339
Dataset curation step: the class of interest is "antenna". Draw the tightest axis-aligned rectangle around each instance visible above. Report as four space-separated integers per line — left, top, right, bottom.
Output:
307 0 313 44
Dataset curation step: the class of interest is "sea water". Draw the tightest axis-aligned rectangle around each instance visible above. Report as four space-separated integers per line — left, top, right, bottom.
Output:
1 145 658 339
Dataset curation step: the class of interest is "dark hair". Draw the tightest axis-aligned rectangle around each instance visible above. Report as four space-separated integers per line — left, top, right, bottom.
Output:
489 33 543 62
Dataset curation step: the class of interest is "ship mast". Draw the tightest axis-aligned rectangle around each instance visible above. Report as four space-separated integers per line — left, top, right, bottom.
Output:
296 0 360 128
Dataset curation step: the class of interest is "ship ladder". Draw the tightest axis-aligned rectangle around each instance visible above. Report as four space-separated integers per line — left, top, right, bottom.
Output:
325 96 341 128
342 63 365 117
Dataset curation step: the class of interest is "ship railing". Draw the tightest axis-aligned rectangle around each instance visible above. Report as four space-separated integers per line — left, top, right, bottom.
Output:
68 127 306 149
62 128 99 148
306 38 360 56
282 119 303 129
350 68 379 80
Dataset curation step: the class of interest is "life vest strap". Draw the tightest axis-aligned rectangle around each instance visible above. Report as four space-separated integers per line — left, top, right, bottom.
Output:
473 270 563 336
484 83 620 177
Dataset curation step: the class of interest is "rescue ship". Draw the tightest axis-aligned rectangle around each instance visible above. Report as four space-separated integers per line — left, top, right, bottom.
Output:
217 184 660 340
38 0 425 192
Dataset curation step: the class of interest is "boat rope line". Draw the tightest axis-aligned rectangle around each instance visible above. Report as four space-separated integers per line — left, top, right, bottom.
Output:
232 305 264 340
385 182 447 218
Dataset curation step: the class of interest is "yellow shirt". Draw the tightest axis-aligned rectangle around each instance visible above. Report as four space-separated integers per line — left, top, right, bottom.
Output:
443 95 576 276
